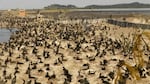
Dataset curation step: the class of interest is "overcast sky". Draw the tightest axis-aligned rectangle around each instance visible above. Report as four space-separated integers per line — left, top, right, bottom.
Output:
0 0 150 9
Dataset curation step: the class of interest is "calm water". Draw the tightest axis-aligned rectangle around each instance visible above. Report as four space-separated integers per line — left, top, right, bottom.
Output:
71 8 150 16
0 28 17 43
74 8 150 11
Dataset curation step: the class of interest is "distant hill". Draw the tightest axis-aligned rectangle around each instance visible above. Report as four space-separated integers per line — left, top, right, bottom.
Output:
84 2 150 9
44 4 77 9
44 2 150 9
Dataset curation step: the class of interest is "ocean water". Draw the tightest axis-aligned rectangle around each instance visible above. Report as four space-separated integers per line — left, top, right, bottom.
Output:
0 28 17 43
73 8 150 15
74 8 150 11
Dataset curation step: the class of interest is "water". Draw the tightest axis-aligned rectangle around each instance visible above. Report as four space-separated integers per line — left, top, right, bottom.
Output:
73 8 150 15
74 8 150 11
0 28 17 43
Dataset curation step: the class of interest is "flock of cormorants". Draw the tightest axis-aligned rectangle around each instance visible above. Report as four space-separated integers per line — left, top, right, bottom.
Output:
0 16 150 84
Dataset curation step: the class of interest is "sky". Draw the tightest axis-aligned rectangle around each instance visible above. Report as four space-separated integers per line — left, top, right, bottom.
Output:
0 0 150 9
